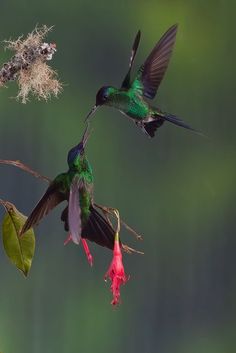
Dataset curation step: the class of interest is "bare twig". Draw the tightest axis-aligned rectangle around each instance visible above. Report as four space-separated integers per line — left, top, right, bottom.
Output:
122 244 144 255
0 198 8 208
120 220 143 241
0 199 15 213
0 159 51 183
94 205 144 255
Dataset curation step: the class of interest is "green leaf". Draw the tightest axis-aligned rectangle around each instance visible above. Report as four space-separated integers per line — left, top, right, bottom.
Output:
1 202 35 277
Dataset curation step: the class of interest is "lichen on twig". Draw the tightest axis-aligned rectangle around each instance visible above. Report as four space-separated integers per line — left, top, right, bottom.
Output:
0 25 62 103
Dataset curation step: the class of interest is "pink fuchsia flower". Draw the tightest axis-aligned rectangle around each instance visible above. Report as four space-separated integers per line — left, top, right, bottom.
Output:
105 232 129 306
64 233 93 267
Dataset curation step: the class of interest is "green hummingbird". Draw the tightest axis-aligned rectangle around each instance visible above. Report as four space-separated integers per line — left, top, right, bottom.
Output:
21 125 116 251
86 24 196 138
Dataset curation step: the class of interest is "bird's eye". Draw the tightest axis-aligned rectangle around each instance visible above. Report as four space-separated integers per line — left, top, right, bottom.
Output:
103 94 108 99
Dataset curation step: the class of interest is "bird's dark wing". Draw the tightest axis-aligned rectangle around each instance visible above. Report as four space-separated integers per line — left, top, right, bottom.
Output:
68 176 82 245
61 198 116 250
132 24 178 99
121 30 141 89
82 205 116 250
21 181 65 235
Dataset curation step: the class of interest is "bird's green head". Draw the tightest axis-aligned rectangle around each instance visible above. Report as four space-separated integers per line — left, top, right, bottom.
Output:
95 86 115 106
85 86 116 121
67 125 90 168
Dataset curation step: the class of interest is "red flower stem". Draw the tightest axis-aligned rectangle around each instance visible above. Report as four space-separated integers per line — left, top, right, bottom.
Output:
82 238 93 267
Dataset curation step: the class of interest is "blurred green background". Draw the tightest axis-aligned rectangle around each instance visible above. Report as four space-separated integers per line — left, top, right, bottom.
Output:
0 0 235 352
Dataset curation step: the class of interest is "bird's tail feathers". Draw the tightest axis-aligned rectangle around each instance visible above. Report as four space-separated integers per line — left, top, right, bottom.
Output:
161 112 206 137
161 113 195 131
142 112 204 138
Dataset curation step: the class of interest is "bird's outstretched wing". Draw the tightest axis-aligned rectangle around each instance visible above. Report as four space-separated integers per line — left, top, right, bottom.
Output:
68 176 82 245
131 24 178 99
21 180 65 235
121 30 141 89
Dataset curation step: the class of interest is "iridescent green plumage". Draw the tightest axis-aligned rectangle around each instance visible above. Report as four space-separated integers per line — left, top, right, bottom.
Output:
52 153 93 226
103 87 149 120
86 24 197 137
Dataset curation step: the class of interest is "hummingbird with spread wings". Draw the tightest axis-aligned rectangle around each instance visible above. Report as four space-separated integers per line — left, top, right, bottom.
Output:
21 126 117 263
86 24 196 137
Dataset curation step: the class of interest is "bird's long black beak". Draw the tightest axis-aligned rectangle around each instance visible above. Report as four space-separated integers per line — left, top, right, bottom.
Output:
81 122 91 148
85 105 98 122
